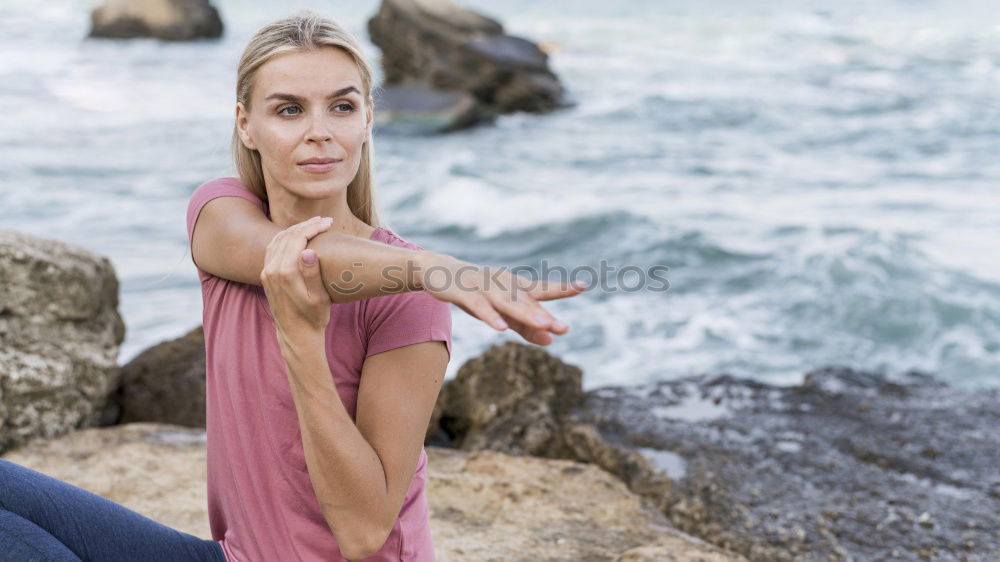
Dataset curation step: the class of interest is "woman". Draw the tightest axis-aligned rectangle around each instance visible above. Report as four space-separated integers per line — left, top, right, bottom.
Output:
0 10 581 562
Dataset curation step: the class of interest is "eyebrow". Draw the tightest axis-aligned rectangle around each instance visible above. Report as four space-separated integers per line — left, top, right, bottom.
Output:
264 86 361 103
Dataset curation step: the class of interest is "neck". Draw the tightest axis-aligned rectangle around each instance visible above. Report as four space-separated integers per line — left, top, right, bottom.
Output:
265 182 375 238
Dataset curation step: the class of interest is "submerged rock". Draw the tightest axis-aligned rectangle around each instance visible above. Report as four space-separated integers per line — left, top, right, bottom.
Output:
367 0 570 132
0 228 125 454
435 343 1000 561
1 423 744 561
89 0 223 41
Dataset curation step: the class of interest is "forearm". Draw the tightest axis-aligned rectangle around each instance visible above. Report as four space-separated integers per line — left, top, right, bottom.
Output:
305 231 433 303
276 329 390 558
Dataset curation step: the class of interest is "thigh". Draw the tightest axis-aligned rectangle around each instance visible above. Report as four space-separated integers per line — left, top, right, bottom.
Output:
0 508 81 562
0 459 225 562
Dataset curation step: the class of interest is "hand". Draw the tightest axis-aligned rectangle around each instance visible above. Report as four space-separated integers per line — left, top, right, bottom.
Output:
415 252 587 346
260 216 335 337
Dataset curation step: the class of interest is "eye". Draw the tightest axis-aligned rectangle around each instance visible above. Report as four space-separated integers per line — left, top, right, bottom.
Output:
334 102 356 112
277 105 300 116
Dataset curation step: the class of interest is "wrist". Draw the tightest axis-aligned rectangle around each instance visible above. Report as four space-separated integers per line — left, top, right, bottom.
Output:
276 325 325 354
410 250 436 292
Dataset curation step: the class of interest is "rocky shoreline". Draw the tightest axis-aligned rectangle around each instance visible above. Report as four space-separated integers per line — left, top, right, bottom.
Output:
2 228 997 560
430 342 999 560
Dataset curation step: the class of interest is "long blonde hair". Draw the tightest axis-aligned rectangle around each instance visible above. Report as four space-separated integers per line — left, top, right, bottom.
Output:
230 10 382 227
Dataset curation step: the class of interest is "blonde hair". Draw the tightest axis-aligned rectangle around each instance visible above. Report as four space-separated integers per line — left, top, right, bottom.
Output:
230 10 382 227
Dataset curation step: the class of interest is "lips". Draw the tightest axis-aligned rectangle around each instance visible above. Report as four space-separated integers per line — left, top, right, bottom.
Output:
298 157 342 173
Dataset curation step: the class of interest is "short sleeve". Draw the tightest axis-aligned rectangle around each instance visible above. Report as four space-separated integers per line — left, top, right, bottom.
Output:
186 177 265 278
362 232 453 360
364 290 453 360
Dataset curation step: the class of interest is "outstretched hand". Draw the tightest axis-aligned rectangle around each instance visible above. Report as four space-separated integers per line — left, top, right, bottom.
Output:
416 253 587 346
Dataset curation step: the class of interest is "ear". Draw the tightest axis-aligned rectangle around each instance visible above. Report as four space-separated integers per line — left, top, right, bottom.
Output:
235 102 257 150
365 97 374 140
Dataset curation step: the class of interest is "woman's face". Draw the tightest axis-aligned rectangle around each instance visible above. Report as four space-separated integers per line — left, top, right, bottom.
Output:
235 47 372 200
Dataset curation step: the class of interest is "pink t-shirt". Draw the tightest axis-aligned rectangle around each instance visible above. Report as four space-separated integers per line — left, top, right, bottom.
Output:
186 177 451 561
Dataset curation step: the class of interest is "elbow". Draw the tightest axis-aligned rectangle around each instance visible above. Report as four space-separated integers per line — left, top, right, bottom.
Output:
340 528 392 561
335 513 393 561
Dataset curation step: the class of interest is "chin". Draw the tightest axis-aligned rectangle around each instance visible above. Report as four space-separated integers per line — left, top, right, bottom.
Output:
294 178 344 198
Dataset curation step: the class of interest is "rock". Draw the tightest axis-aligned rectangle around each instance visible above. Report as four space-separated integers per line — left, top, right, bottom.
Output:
105 325 207 428
427 447 745 561
367 0 570 132
89 0 223 41
435 344 1000 560
432 341 675 511
1 423 744 561
614 533 744 562
432 340 584 455
0 228 125 454
571 367 1000 560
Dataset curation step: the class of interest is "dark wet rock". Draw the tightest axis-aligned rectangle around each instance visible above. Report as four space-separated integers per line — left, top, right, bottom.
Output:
367 0 569 132
101 325 208 428
0 228 125 454
580 367 1000 560
434 343 1000 561
429 340 584 454
89 0 223 41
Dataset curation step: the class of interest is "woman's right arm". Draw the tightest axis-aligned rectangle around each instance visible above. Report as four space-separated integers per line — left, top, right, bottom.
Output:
191 196 586 344
192 195 427 296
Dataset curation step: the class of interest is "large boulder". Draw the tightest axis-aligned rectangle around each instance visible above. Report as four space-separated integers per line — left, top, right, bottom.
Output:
1 423 745 561
434 343 1000 560
0 228 125 454
367 0 570 132
89 0 224 41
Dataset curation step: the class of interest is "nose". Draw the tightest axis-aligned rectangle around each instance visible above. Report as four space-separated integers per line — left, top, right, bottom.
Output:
305 112 333 143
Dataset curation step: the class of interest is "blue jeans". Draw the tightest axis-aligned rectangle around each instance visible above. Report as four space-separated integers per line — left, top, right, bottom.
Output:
0 458 226 561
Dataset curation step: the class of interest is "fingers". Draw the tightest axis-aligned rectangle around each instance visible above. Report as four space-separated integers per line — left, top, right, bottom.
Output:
458 295 510 332
505 315 554 346
297 249 328 305
264 216 333 266
261 216 334 285
518 277 588 302
490 290 569 336
291 215 335 241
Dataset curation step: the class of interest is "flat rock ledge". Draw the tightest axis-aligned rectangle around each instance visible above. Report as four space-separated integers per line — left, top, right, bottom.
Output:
1 423 743 561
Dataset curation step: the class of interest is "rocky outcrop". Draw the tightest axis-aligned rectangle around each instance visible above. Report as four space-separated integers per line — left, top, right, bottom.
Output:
1 423 744 561
428 340 583 453
435 343 1000 561
89 0 223 41
0 228 125 454
102 325 207 428
367 0 569 132
430 341 674 505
